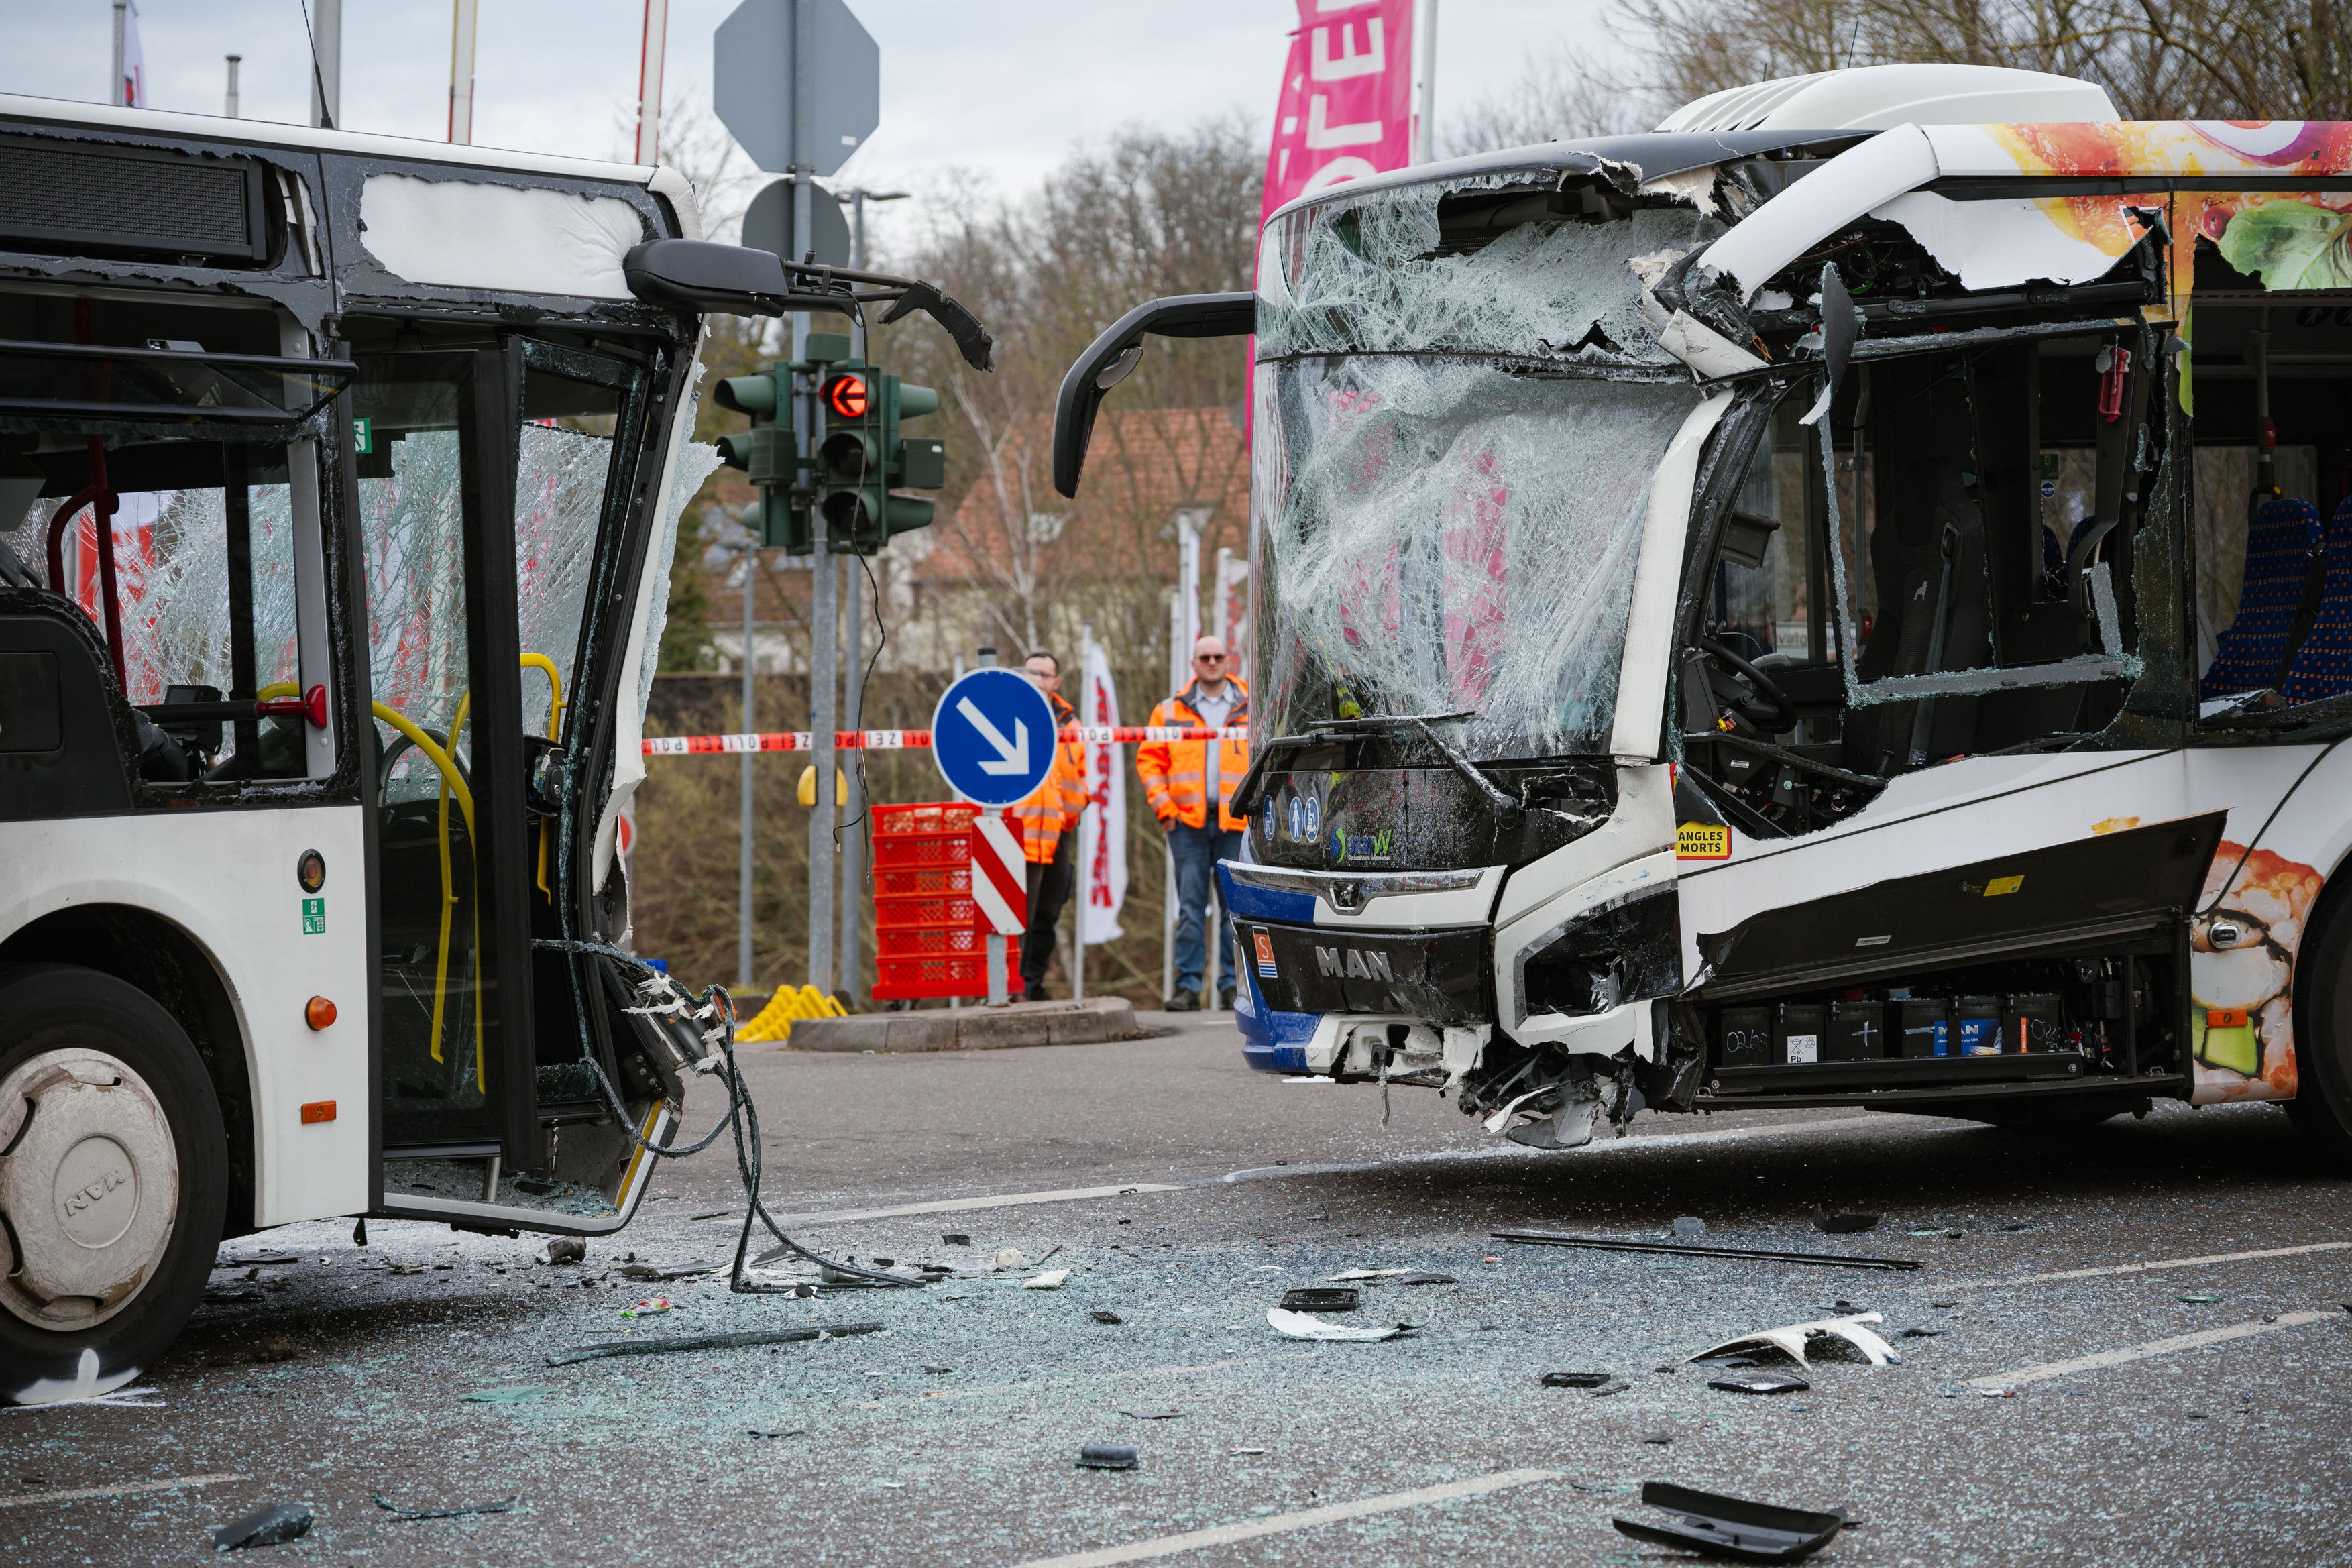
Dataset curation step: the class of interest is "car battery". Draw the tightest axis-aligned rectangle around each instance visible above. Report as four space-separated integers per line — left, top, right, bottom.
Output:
1717 1005 1771 1067
1897 997 1950 1058
1825 999 1887 1060
1775 1002 1826 1065
1956 993 2004 1055
2009 992 2064 1053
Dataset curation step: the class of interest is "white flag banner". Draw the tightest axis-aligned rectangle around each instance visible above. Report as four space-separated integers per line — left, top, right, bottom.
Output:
1076 639 1127 946
117 1 146 107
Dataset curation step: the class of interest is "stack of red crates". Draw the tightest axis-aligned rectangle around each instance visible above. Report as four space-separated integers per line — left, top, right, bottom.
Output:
869 803 1025 1001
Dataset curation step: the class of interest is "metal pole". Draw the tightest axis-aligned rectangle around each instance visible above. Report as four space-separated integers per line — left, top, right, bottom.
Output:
110 3 125 104
738 551 756 989
979 642 1007 1005
310 0 341 129
1414 0 1439 164
224 55 241 118
448 0 479 144
1163 590 1179 1005
634 0 670 166
794 0 834 997
839 557 863 1003
1072 619 1091 1005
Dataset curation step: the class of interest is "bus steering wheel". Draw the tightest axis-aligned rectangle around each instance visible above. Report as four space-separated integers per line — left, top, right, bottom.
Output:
1698 635 1798 734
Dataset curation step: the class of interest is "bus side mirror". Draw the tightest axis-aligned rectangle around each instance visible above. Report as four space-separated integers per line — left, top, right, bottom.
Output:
1052 291 1255 498
622 239 794 314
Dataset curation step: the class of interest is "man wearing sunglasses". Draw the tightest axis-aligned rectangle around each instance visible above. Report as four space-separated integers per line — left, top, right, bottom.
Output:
1136 636 1249 1011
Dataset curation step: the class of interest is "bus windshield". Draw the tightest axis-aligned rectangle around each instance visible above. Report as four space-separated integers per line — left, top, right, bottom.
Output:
1252 177 1714 759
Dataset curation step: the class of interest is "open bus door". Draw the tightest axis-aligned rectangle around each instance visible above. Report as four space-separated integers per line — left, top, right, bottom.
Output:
351 339 683 1232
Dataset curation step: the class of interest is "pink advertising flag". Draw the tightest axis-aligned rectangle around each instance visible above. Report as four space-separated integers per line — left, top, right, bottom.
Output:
1261 0 1416 227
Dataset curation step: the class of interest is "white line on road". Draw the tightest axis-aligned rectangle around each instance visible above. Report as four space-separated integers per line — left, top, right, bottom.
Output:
1968 1310 2337 1389
1924 1240 2352 1293
1221 1113 1877 1183
769 1182 1184 1229
0 1473 251 1509
1008 1468 1563 1568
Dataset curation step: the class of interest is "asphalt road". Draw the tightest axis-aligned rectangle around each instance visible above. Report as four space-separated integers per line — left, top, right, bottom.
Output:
9 1013 2352 1565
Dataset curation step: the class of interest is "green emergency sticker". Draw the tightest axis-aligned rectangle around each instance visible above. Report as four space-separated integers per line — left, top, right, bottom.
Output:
302 897 326 935
353 416 373 455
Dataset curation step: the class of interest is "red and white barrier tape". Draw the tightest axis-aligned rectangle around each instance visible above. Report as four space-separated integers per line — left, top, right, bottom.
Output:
640 726 1247 757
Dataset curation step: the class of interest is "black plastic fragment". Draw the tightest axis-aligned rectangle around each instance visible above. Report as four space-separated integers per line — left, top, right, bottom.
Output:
1090 1309 1123 1324
1543 1371 1615 1388
942 1233 971 1245
1076 1444 1138 1470
1591 1378 1632 1397
1494 1229 1920 1272
1611 1481 1844 1563
748 1426 807 1439
1897 1327 1946 1338
211 1503 313 1551
547 1321 883 1366
1816 1212 1879 1234
372 1493 517 1521
1398 1272 1459 1286
1280 1287 1359 1312
1709 1370 1811 1395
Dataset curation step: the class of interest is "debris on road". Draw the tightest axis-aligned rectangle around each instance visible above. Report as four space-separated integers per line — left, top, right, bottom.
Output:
1494 1229 1923 1272
1280 1287 1361 1312
372 1492 518 1521
1815 1213 1880 1234
1023 1269 1071 1290
539 1239 586 1266
1328 1268 1411 1281
620 1298 675 1317
1090 1309 1123 1324
748 1427 807 1439
1076 1444 1139 1470
216 1251 300 1269
1119 1408 1184 1420
546 1322 885 1366
993 1248 1027 1271
1642 1431 1673 1445
247 1334 305 1364
2178 1294 2220 1303
1708 1370 1813 1395
1399 1272 1459 1286
1541 1371 1615 1389
1266 1308 1412 1342
1673 1217 1707 1238
463 1386 557 1404
205 1288 264 1304
1689 1312 1901 1369
1896 1327 1946 1338
1591 1378 1632 1397
210 1502 313 1551
943 1233 971 1246
1611 1481 1844 1562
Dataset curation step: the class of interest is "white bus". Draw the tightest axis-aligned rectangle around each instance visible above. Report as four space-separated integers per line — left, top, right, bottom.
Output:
1056 66 2352 1158
0 94 982 1403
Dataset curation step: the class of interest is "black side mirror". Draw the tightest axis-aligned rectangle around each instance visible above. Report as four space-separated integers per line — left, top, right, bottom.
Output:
1052 292 1255 498
622 239 796 315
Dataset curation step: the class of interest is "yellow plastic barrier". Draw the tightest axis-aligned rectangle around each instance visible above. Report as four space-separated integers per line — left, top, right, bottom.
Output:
734 984 850 1044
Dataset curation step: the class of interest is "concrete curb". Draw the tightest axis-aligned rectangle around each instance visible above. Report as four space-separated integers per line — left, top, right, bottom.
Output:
773 996 1139 1053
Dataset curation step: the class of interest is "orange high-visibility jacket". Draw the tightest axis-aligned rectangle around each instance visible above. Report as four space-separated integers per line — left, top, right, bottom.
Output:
1136 677 1250 831
1013 692 1088 864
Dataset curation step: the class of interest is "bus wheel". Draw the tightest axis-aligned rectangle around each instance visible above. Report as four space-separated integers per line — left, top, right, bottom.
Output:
0 964 227 1405
2286 883 2352 1164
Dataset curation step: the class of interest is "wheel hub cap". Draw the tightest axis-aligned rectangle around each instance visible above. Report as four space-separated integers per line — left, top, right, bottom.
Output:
0 1050 179 1329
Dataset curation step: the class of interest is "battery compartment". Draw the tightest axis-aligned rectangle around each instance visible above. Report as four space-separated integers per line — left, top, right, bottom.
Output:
1704 952 2180 1095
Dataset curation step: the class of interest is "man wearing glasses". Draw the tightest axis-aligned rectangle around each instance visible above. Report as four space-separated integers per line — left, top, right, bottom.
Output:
1136 636 1249 1011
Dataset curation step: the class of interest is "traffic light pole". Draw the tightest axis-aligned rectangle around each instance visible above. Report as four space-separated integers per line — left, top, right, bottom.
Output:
804 351 836 999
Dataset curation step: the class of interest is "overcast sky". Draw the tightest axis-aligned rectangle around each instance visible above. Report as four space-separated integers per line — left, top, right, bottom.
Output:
1 1 1614 250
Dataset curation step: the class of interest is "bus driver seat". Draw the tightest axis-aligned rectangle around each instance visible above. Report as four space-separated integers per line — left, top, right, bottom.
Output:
2279 496 2352 705
2202 496 2323 700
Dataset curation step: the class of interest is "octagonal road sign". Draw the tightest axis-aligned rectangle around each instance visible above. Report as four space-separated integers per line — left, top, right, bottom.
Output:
714 0 880 178
931 667 1055 809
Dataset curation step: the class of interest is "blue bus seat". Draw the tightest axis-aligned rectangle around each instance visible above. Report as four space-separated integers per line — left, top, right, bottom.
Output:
2280 496 2352 706
2202 496 2322 700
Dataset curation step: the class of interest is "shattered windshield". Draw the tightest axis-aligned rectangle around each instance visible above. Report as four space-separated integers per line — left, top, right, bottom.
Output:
1253 178 1713 758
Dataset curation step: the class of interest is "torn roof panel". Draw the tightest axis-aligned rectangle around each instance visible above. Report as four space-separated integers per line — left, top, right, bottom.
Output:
1868 190 2142 291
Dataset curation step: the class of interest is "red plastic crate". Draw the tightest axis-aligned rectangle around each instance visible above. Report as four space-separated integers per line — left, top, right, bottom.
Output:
876 864 970 898
865 801 1021 1002
875 893 976 929
874 956 1024 999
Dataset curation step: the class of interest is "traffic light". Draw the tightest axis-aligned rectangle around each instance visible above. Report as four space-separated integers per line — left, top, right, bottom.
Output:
811 362 946 554
712 361 809 553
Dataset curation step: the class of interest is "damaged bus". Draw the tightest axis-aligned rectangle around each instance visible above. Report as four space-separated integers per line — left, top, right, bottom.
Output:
1054 64 2352 1156
0 94 985 1402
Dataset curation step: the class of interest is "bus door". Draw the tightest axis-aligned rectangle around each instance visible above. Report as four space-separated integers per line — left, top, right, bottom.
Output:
352 340 655 1212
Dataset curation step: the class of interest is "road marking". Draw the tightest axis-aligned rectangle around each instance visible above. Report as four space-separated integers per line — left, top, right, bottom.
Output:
1008 1468 1563 1567
1968 1310 2336 1389
771 1182 1184 1229
1923 1240 2352 1292
1221 1113 1876 1183
0 1473 250 1509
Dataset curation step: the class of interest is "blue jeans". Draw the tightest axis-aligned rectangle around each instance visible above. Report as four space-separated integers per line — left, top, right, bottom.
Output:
1169 823 1241 995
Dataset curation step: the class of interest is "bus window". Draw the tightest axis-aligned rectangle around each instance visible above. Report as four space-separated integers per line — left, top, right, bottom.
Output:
1712 398 1814 665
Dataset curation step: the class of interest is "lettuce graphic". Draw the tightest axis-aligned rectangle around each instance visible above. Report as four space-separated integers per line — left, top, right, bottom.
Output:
2217 199 2352 290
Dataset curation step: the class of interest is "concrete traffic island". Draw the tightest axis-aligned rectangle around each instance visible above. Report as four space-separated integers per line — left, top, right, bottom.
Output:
772 995 1140 1052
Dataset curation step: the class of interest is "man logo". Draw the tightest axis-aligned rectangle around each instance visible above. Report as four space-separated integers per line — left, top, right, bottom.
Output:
1314 946 1394 981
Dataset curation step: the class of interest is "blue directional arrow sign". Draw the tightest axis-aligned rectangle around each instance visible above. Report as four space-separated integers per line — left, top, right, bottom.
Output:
930 667 1056 808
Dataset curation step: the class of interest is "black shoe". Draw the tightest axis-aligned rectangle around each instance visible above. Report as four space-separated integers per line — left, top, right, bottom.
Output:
1218 987 1236 1011
1023 982 1052 1002
1166 991 1200 1013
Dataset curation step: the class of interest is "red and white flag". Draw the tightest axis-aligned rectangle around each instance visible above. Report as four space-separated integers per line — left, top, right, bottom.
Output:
1075 638 1127 946
1260 0 1416 227
117 1 147 108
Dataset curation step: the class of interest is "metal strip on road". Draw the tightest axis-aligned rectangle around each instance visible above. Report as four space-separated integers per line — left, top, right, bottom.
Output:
1008 1468 1565 1568
1968 1310 2337 1390
0 1473 251 1509
767 1182 1185 1229
1921 1239 2352 1293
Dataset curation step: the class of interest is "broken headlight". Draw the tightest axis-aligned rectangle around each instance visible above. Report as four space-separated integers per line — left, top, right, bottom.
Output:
1519 887 1683 1018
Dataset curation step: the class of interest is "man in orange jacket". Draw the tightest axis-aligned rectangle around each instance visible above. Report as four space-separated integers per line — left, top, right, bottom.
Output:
1015 650 1088 1000
1136 635 1249 1011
